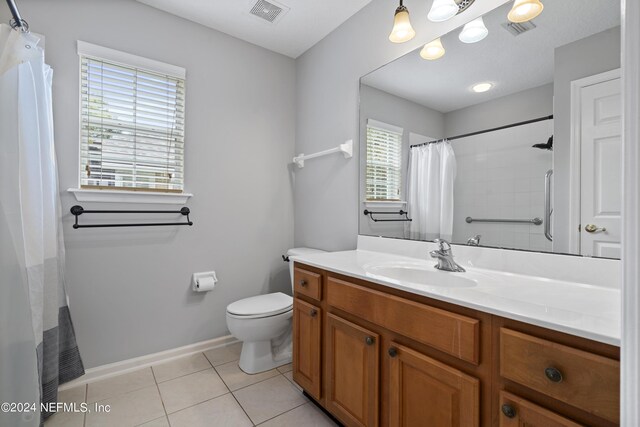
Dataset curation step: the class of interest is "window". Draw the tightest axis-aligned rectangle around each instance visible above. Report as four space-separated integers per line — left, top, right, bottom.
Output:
78 42 186 193
366 119 403 201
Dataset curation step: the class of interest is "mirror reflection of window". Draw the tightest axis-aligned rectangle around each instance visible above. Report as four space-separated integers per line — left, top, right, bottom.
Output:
366 119 403 201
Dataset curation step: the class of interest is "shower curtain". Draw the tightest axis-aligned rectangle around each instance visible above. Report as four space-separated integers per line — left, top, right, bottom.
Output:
0 24 84 426
406 140 456 241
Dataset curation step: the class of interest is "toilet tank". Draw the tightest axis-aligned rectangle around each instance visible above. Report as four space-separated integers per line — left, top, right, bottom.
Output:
286 247 326 291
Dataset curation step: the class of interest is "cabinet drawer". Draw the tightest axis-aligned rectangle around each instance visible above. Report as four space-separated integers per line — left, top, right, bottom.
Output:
293 266 322 301
499 328 619 423
327 276 480 364
498 391 583 427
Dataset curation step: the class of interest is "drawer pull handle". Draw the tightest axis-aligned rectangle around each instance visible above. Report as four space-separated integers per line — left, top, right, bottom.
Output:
501 404 517 419
309 309 318 317
388 347 398 358
365 336 375 346
299 279 308 287
544 367 563 383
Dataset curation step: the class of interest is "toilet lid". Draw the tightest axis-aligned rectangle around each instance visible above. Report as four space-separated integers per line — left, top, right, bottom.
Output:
227 292 293 317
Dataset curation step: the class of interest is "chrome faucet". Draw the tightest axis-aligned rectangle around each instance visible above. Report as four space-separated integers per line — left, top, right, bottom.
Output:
430 239 466 272
467 234 481 246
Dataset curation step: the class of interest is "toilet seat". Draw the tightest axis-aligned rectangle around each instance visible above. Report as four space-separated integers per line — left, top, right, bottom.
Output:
226 292 293 319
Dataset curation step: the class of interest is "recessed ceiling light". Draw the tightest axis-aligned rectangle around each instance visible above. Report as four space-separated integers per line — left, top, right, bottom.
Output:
472 83 493 93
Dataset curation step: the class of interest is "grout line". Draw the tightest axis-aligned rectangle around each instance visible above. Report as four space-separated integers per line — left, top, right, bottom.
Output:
220 370 281 393
228 389 255 425
162 392 232 418
254 400 310 426
151 366 170 420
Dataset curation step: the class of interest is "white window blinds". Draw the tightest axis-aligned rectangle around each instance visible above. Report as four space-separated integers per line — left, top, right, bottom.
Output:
366 119 403 201
79 43 186 192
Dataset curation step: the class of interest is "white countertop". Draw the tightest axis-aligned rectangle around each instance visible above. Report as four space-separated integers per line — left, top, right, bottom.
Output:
292 249 621 346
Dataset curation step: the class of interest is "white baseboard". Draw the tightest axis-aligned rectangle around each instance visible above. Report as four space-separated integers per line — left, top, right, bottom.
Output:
59 335 239 391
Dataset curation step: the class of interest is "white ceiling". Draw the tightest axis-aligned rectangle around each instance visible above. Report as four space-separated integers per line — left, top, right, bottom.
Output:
136 0 372 58
361 0 621 113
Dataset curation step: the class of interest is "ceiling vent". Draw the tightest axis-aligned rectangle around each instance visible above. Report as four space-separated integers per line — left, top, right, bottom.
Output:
249 0 290 24
501 20 537 36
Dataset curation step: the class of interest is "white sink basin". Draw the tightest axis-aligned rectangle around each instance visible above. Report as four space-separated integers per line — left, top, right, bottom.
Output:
364 261 477 288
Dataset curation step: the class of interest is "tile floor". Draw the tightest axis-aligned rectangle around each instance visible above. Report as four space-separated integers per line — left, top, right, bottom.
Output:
45 343 338 427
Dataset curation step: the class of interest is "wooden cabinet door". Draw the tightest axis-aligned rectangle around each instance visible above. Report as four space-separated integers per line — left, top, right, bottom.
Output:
388 342 480 427
292 298 322 399
326 313 379 427
498 391 583 427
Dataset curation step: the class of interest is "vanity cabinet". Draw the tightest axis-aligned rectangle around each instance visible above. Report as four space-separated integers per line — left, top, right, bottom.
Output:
291 262 620 427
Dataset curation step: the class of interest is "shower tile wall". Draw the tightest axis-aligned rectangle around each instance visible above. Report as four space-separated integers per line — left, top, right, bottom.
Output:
451 119 553 252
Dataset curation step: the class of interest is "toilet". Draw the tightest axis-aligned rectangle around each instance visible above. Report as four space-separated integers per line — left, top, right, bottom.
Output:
226 247 325 374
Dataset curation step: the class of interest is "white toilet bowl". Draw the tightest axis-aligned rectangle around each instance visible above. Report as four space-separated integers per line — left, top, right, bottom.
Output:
226 292 293 374
226 247 325 374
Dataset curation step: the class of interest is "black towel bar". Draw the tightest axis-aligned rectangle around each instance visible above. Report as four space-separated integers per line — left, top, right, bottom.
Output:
363 209 412 222
70 205 193 229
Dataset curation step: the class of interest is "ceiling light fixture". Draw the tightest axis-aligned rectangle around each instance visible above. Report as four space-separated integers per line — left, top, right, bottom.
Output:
472 82 493 93
420 38 446 60
427 0 459 22
458 17 488 43
507 0 544 23
389 0 416 43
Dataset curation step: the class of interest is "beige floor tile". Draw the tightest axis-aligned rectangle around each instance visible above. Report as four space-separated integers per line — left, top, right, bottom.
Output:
87 368 155 403
258 402 338 426
85 385 165 427
233 375 307 424
203 342 243 367
152 353 211 383
136 416 170 427
44 411 85 427
45 385 88 426
215 360 279 391
283 371 303 392
158 368 229 414
168 394 252 427
277 363 293 373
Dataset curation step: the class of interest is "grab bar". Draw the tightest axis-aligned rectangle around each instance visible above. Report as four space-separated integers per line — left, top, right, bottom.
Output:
544 169 553 241
465 217 543 225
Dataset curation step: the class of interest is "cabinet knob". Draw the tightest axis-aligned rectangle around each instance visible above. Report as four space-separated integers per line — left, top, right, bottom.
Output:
299 279 308 287
309 308 318 317
544 366 563 383
388 347 398 358
365 336 375 346
501 404 517 419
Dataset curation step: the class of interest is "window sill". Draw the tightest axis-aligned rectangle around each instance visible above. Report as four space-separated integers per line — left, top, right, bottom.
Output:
363 200 407 209
67 188 193 204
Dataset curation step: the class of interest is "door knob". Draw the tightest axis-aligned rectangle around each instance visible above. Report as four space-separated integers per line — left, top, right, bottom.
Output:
584 224 606 233
501 404 517 418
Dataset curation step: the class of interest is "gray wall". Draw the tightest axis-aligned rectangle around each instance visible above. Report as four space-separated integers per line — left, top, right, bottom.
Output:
443 83 554 137
552 27 621 253
294 0 509 251
359 84 444 238
1 0 295 368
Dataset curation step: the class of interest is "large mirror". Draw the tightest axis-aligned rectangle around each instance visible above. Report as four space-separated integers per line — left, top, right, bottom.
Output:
359 0 621 258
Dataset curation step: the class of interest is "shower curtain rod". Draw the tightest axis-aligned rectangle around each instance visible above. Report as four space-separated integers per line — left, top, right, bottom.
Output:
410 115 553 148
6 0 27 31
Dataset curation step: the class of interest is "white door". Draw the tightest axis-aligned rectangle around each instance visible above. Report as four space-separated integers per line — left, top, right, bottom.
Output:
579 72 622 258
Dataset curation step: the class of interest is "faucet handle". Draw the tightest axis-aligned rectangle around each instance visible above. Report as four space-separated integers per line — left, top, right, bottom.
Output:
433 238 452 252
